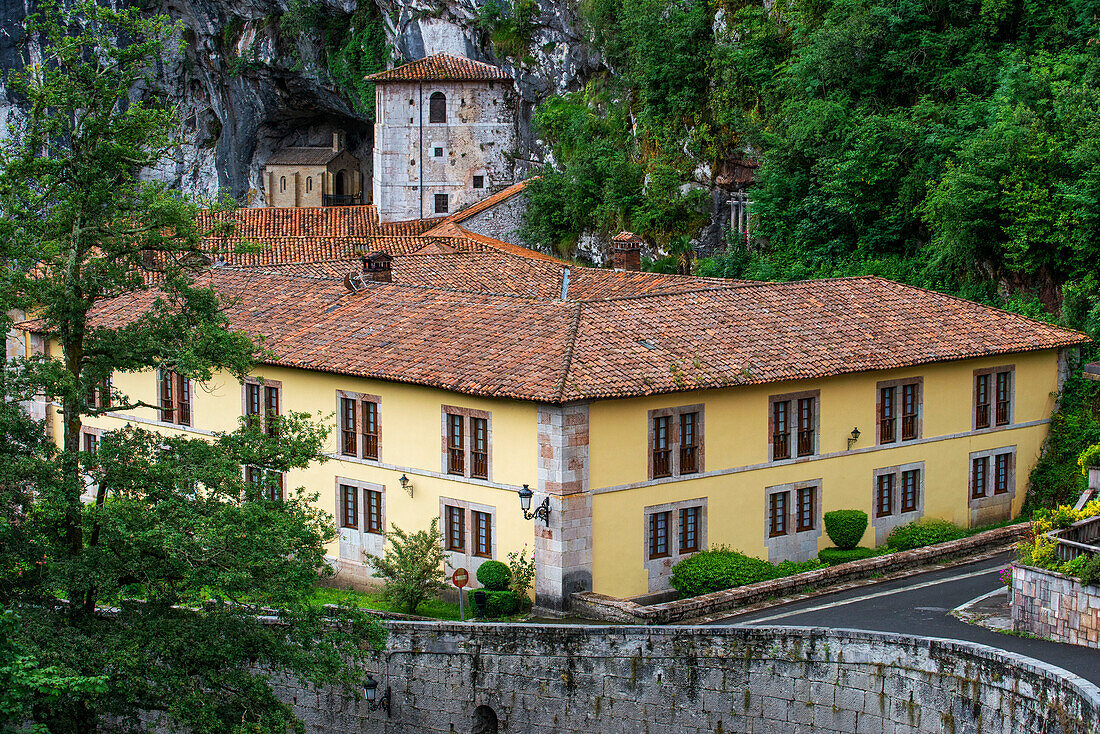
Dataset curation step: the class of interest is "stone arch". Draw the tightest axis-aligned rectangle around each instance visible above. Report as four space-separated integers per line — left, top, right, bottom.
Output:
335 170 346 196
305 176 312 193
472 705 498 734
279 176 286 192
429 92 447 123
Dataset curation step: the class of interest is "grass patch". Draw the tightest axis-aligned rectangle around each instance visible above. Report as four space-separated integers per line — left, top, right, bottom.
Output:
310 586 462 620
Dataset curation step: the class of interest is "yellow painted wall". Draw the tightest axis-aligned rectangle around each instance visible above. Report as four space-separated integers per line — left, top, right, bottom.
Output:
588 350 1061 598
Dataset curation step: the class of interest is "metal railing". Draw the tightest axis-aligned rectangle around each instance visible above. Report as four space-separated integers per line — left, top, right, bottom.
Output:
1046 515 1100 562
323 193 363 206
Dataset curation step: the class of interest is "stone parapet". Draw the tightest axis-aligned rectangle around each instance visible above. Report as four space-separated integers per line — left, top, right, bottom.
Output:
286 622 1100 733
1012 562 1100 648
572 522 1029 624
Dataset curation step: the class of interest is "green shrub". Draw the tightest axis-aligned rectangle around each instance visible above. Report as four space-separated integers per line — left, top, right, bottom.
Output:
669 549 824 598
1079 555 1100 587
885 519 967 551
817 547 875 566
476 560 511 591
477 589 519 617
823 510 868 549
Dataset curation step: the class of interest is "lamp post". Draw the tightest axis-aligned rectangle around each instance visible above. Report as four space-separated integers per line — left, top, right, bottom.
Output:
848 427 861 450
363 674 391 716
517 484 550 527
399 473 412 497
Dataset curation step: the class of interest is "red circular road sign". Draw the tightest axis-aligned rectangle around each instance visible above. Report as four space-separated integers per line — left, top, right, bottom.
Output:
452 568 469 589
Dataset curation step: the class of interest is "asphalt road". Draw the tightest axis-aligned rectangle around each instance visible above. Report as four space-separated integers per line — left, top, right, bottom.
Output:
710 552 1100 686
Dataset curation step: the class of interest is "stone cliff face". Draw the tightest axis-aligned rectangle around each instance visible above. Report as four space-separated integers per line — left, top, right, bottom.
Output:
0 0 737 249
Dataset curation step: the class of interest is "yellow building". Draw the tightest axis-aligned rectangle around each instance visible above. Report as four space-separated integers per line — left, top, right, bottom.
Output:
20 232 1089 613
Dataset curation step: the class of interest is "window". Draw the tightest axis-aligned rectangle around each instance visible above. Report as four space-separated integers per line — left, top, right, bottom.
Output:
648 510 670 559
680 412 699 474
247 467 283 502
365 488 383 534
473 175 484 189
975 367 1012 430
796 486 815 532
244 380 279 436
971 456 988 499
878 378 921 444
772 400 790 460
264 386 279 437
901 469 920 513
975 373 991 429
434 146 443 157
306 176 312 193
876 473 895 518
769 491 788 537
280 176 286 192
82 432 99 454
245 383 260 429
473 510 492 558
159 370 191 426
471 417 488 480
679 506 700 553
340 484 358 529
447 414 464 475
87 376 110 410
902 383 919 440
445 505 465 551
429 92 446 123
797 398 815 456
434 193 449 214
652 415 671 478
995 371 1012 426
337 393 380 461
994 453 1011 495
880 387 896 444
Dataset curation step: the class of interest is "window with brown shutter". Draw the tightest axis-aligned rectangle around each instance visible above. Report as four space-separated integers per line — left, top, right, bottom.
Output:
796 487 815 532
679 412 698 474
264 386 280 437
652 415 671 478
429 92 446 123
876 473 894 518
445 505 465 551
901 383 918 440
975 373 991 429
679 507 700 553
994 453 1010 494
769 491 788 537
797 398 815 456
82 432 99 454
772 400 790 460
245 383 261 429
340 397 357 457
177 376 191 426
365 489 383 534
995 371 1011 426
447 414 464 475
471 417 488 479
362 400 379 460
87 377 110 410
648 511 670 558
879 387 896 444
473 510 492 558
341 484 358 529
159 370 191 425
971 457 988 498
247 468 283 502
160 370 174 422
901 469 920 513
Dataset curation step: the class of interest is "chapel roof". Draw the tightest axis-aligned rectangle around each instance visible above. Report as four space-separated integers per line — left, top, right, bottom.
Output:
364 53 512 83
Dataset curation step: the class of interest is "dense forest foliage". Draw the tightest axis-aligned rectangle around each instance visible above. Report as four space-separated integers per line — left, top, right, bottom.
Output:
524 0 1100 509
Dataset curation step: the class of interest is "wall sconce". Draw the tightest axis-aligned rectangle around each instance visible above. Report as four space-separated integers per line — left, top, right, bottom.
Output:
363 674 391 716
517 484 550 527
848 427 861 450
399 474 412 497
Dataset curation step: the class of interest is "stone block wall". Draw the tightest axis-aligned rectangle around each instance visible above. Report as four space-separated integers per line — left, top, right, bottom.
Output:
459 190 527 246
287 622 1100 734
1013 562 1100 648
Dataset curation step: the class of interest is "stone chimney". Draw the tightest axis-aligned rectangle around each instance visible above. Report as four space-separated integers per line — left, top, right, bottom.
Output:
332 130 346 153
611 231 643 271
362 251 393 283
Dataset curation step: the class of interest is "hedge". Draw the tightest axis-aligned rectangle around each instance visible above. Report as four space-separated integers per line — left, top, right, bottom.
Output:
823 510 868 549
670 549 822 598
476 560 511 591
818 546 875 565
884 519 966 551
476 589 519 617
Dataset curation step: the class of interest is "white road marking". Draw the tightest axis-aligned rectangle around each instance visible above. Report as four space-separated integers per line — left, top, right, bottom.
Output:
953 585 1008 613
736 565 1003 625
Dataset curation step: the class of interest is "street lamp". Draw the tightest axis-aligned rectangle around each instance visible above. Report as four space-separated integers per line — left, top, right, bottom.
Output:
363 674 391 716
517 484 550 527
399 473 412 497
848 427 861 450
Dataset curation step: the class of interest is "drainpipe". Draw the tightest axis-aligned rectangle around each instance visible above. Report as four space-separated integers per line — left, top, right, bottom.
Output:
419 82 424 220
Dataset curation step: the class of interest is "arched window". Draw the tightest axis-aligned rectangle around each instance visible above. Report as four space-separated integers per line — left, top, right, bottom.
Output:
280 176 286 192
335 171 346 196
305 177 312 193
429 92 446 123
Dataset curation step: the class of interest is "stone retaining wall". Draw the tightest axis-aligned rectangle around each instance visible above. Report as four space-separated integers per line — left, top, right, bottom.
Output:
287 622 1100 734
572 522 1028 624
1013 563 1100 649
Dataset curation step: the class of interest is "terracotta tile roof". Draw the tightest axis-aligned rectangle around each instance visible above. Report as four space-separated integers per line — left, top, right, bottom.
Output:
364 53 511 83
431 179 534 226
197 206 435 240
612 231 642 243
265 147 340 166
207 236 500 267
42 270 1084 404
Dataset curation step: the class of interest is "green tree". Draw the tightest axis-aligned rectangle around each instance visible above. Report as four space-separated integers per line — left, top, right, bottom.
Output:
0 2 383 732
365 520 448 614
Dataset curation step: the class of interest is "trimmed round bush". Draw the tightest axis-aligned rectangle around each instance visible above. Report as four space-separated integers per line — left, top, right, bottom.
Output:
818 547 874 566
823 510 868 550
884 519 966 551
479 589 518 617
476 560 511 591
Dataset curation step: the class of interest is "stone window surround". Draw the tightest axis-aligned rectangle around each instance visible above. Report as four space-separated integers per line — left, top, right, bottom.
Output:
870 461 925 545
647 404 705 480
81 424 105 452
157 369 192 426
336 476 386 564
763 480 823 563
969 445 1017 511
973 365 1015 431
768 390 820 461
441 405 493 481
336 390 382 462
875 376 923 445
242 376 282 429
643 497 708 592
439 496 498 586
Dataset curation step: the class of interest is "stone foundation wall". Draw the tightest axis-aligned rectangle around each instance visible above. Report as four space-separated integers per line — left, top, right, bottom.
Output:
286 622 1100 734
1013 562 1100 649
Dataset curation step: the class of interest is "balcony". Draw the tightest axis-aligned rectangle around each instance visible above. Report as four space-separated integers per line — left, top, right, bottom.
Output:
323 193 364 206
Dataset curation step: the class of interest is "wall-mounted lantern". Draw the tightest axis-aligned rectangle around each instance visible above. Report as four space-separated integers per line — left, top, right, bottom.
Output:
847 427 861 451
363 674 391 716
517 484 551 527
399 474 412 497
